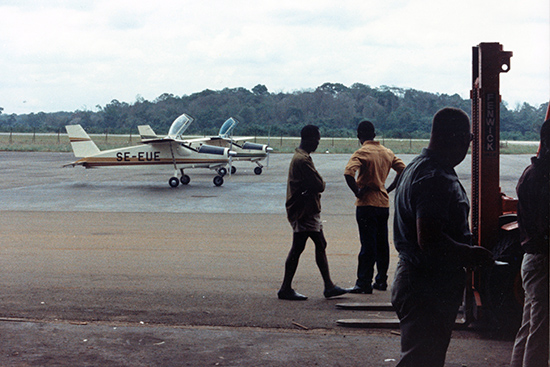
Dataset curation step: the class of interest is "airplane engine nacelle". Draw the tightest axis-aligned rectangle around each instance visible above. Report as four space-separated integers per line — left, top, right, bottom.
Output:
242 142 266 151
198 144 229 156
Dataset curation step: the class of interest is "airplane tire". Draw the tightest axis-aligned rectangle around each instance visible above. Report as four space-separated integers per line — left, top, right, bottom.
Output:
213 176 224 186
254 167 262 175
218 167 227 177
180 175 191 185
169 177 180 188
231 166 237 174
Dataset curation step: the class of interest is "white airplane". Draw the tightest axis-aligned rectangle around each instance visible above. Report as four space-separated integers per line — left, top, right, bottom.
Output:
139 117 273 175
65 113 236 187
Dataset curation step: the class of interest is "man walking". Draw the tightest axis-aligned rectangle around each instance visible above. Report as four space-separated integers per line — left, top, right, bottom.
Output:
278 125 347 301
344 120 405 293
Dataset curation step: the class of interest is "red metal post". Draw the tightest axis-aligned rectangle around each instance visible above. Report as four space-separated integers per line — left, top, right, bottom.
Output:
471 43 513 250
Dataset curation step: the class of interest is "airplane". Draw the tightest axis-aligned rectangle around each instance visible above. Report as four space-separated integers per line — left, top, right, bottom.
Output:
64 113 236 188
139 117 273 175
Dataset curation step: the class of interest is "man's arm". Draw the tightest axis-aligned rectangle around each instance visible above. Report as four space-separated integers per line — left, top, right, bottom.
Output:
345 174 368 198
386 172 401 193
388 157 406 193
417 217 493 268
301 158 325 193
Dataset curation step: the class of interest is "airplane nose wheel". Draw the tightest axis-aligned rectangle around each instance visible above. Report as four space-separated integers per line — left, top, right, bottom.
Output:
169 177 180 188
213 175 224 186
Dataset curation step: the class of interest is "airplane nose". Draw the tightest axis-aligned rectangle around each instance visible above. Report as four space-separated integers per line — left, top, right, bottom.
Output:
266 147 274 152
228 150 238 157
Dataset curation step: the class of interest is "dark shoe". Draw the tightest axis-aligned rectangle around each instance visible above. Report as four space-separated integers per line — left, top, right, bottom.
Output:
277 289 308 301
324 285 347 298
346 285 373 294
372 282 388 291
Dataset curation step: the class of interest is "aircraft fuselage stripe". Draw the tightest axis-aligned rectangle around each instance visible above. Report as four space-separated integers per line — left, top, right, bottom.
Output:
76 158 228 166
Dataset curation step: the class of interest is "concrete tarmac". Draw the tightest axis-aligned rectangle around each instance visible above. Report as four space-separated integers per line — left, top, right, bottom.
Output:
0 151 533 366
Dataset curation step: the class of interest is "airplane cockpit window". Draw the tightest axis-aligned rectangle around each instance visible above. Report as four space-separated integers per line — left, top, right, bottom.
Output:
219 117 238 138
168 114 193 139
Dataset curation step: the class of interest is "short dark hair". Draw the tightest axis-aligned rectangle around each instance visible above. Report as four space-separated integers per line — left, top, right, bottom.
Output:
301 125 320 140
431 107 470 138
357 120 375 139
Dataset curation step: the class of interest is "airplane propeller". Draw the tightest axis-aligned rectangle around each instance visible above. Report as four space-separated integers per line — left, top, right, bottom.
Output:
228 139 233 177
266 146 272 169
266 128 271 170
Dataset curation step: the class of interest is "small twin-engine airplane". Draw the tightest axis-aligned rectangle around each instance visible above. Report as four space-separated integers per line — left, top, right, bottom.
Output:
65 113 236 187
139 117 273 175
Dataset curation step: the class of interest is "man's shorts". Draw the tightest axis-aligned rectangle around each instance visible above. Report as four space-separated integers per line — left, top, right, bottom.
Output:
290 213 322 233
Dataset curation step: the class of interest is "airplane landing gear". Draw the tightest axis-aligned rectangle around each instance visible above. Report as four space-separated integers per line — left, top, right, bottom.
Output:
169 170 191 188
254 166 263 175
231 166 237 174
180 174 191 185
169 177 179 188
218 167 227 177
213 175 224 186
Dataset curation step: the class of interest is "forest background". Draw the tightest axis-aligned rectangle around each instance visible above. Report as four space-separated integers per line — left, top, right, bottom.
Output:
0 82 547 141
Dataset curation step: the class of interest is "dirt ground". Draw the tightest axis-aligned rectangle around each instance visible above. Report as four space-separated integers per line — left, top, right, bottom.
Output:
0 151 530 366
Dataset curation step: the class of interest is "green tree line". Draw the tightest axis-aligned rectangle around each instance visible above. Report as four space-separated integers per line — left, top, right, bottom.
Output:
0 83 547 140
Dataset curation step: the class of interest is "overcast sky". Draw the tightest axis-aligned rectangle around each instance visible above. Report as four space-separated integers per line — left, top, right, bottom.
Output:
1 0 548 115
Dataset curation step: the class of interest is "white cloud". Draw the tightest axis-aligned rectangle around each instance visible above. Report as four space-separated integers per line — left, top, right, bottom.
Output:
0 0 548 114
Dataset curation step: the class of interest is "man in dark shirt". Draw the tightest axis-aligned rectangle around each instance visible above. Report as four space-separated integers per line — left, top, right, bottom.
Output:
510 119 549 367
391 108 493 366
278 125 346 301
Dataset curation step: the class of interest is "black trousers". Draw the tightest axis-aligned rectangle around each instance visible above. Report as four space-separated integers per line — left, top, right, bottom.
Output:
355 206 390 288
391 261 465 367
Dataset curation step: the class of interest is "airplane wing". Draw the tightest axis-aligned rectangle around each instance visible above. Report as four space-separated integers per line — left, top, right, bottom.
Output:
230 136 254 142
184 136 254 144
139 137 232 156
140 138 175 145
184 137 215 144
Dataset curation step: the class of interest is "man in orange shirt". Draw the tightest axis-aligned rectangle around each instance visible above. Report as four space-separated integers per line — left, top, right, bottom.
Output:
345 121 405 293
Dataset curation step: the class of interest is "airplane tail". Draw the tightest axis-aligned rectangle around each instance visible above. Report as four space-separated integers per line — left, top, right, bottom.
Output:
65 125 101 157
138 125 159 140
